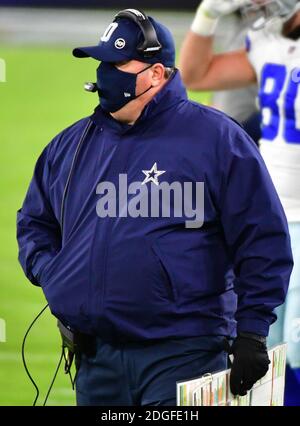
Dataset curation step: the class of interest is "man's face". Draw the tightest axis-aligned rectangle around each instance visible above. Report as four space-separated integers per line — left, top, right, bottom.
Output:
114 59 154 97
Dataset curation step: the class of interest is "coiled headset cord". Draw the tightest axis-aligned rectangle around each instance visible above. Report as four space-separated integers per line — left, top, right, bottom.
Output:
21 303 75 406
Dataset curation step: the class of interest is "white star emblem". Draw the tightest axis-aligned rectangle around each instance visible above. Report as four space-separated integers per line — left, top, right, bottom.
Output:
142 162 166 186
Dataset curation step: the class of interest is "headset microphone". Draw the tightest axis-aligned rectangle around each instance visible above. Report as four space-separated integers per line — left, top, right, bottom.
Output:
84 82 98 93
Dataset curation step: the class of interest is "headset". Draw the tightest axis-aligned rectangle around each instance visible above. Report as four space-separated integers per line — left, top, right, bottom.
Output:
22 120 94 406
114 9 162 57
85 9 162 93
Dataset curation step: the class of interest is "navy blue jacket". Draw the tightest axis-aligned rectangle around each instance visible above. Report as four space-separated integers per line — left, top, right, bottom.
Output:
17 71 293 342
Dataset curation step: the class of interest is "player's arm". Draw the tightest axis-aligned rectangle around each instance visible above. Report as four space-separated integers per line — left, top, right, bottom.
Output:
179 0 257 91
180 35 256 91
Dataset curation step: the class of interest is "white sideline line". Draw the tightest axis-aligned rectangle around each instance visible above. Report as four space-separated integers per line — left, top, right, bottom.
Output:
46 400 75 406
0 351 61 363
52 388 75 396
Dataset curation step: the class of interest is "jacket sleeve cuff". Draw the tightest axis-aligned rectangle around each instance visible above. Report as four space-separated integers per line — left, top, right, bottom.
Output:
237 318 270 337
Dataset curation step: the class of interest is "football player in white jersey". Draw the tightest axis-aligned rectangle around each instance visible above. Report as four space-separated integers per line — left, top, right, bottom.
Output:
180 0 300 405
210 9 261 143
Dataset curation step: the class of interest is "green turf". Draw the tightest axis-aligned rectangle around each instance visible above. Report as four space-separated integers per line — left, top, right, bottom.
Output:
0 45 211 406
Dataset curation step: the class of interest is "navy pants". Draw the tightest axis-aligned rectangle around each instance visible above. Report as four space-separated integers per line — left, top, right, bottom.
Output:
75 335 228 406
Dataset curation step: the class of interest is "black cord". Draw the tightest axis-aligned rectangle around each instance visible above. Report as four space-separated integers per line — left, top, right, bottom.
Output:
21 303 49 406
22 304 74 406
42 350 64 406
62 347 77 390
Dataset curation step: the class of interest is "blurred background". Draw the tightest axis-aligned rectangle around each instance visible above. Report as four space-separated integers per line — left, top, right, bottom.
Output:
0 0 211 406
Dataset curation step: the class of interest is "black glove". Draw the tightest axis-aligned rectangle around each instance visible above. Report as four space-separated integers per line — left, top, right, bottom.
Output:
229 332 270 396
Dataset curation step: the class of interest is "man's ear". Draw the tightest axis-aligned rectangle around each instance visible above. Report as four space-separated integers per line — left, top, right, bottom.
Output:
151 63 165 87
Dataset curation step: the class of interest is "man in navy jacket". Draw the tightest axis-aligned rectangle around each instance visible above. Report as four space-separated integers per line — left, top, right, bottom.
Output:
17 9 293 405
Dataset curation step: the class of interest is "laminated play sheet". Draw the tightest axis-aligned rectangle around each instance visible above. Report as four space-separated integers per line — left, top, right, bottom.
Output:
176 344 287 406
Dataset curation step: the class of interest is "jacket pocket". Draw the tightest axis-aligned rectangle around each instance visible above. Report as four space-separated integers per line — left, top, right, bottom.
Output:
38 249 63 287
151 240 179 303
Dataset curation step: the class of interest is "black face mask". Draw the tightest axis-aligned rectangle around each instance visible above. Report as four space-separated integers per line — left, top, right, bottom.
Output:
97 62 153 113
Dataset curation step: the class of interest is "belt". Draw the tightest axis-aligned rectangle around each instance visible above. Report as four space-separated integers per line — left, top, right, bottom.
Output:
57 320 97 373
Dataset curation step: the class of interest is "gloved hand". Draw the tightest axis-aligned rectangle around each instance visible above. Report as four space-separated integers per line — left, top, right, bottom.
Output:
191 0 251 36
200 0 251 19
229 332 270 396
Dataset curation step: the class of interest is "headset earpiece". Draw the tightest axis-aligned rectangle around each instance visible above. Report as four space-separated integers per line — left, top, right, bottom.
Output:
113 9 162 58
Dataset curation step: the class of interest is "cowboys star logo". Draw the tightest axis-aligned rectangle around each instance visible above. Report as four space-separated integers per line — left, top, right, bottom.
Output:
142 163 166 186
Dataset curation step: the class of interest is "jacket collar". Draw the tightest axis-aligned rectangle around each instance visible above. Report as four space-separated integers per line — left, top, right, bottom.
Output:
91 70 187 134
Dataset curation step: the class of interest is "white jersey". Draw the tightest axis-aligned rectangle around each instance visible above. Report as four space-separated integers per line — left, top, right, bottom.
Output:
247 25 300 222
213 12 258 123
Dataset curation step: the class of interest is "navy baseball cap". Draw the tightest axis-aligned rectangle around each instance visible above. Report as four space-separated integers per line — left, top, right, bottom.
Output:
73 12 175 67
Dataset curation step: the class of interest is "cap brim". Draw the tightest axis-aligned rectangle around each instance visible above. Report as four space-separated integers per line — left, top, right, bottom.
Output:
72 45 130 62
